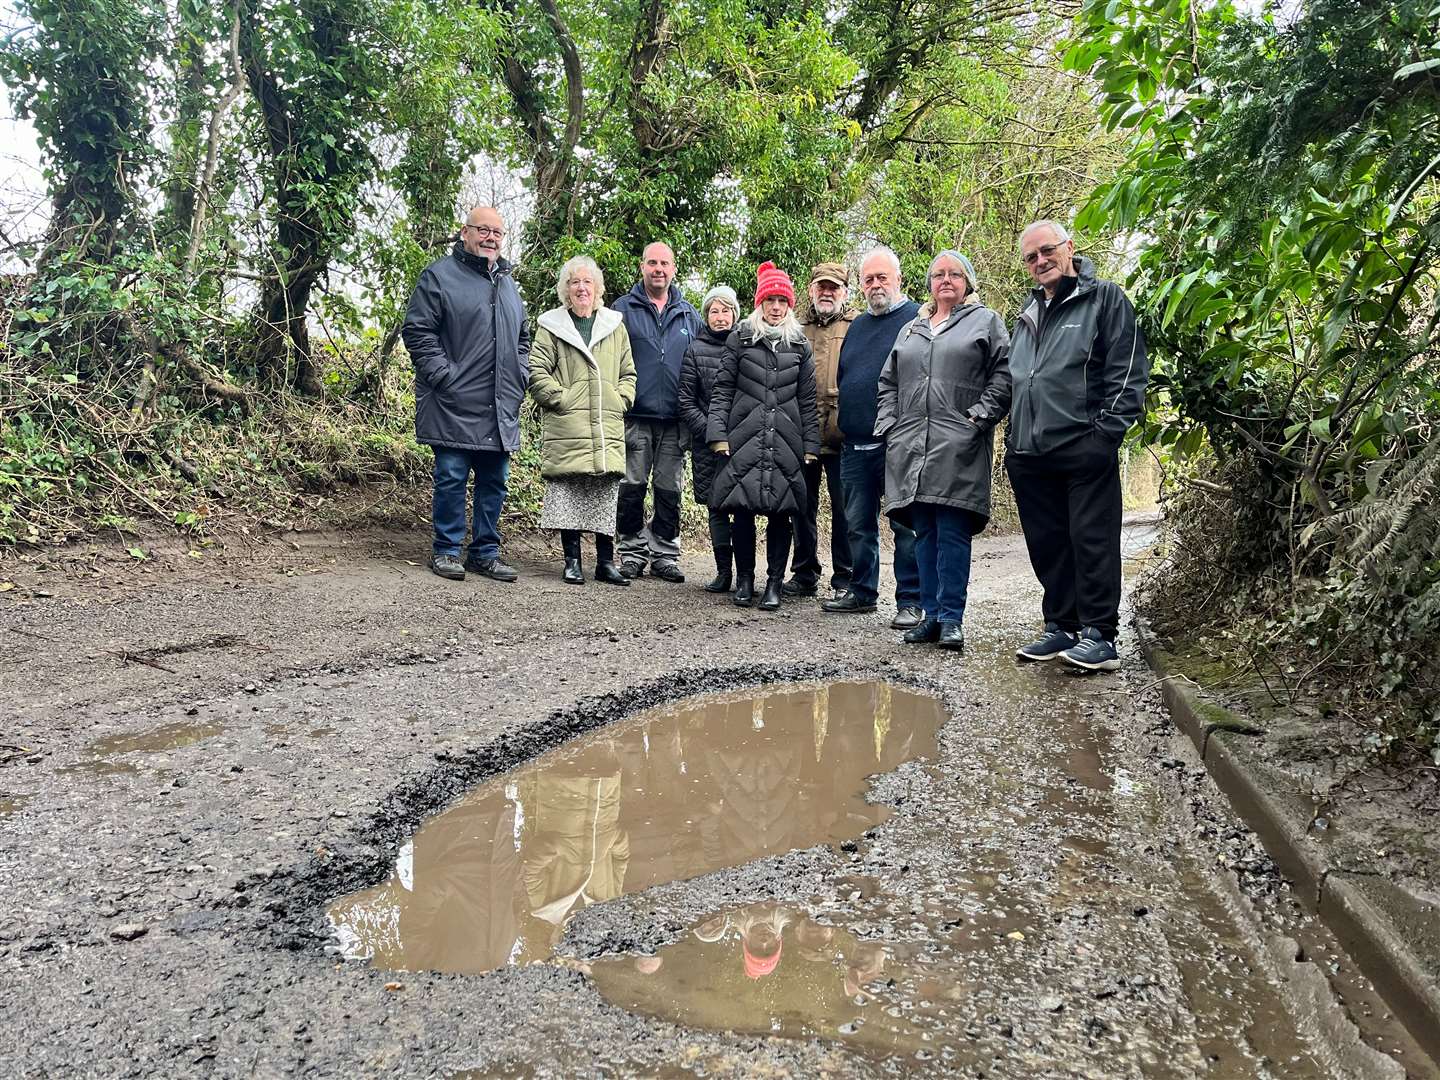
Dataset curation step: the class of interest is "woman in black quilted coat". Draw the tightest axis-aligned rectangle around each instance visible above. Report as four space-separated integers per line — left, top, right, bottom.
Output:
678 285 742 594
706 262 819 611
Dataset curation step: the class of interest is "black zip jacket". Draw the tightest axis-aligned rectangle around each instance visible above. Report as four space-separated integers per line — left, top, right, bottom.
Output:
1005 255 1148 455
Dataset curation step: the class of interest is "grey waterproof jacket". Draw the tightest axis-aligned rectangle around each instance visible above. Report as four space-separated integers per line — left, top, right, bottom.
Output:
402 244 531 453
1005 255 1147 455
876 300 1011 526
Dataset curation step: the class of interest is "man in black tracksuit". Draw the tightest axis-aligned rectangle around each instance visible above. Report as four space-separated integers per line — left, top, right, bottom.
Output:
1005 220 1148 672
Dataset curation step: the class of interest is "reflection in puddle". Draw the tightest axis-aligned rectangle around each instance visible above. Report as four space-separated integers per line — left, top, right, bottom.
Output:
328 681 945 975
590 904 953 1059
88 720 226 755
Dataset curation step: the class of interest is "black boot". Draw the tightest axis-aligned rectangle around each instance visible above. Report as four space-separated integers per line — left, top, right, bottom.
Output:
593 534 629 586
903 617 942 644
938 621 965 651
758 577 783 611
705 546 733 593
732 572 756 607
561 530 584 585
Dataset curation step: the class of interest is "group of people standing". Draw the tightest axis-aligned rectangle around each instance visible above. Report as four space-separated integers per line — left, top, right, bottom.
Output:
401 207 1148 672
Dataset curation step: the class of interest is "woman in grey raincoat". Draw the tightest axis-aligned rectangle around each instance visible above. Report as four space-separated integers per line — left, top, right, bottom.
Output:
875 250 1011 650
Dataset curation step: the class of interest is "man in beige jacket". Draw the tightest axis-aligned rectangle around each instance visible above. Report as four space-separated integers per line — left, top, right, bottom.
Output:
784 261 856 598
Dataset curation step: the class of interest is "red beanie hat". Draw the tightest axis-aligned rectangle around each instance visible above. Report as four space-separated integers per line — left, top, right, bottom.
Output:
755 261 795 307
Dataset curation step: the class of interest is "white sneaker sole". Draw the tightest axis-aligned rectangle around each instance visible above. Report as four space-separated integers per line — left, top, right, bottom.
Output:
1060 652 1121 672
1016 647 1065 662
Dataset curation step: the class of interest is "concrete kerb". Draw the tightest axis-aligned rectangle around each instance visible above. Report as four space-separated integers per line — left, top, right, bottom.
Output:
1136 621 1440 1068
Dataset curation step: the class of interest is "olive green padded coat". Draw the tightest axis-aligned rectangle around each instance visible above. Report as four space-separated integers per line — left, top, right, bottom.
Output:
529 306 637 479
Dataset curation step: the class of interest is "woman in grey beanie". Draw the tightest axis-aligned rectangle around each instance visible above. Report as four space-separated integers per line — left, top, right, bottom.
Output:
678 284 743 593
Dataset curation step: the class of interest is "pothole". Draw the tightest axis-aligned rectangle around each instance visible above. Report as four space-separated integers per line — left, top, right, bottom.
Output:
88 720 227 755
326 680 945 975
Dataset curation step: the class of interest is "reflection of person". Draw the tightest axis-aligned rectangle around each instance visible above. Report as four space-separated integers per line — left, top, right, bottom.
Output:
403 205 530 583
528 255 637 587
517 755 630 961
793 916 839 963
733 903 794 979
678 286 743 593
332 790 523 976
701 697 804 864
707 263 819 611
877 250 1011 651
843 939 887 1000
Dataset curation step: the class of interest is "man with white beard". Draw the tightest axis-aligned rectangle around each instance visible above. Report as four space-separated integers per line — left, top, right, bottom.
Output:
783 262 856 599
821 247 923 627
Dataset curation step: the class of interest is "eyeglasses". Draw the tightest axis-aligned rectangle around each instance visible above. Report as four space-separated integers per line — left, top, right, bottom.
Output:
465 224 505 238
930 269 968 280
1023 242 1064 265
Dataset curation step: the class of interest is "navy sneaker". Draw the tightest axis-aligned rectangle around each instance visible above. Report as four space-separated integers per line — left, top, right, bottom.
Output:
1061 628 1121 672
1016 624 1077 662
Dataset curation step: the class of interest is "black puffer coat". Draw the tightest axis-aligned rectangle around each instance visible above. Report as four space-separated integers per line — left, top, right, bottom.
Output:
706 324 819 516
678 326 730 505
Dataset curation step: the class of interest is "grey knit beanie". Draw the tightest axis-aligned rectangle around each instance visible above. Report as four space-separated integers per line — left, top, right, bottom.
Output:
700 284 740 320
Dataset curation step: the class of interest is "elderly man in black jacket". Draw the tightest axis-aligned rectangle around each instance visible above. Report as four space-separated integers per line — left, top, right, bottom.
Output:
402 206 530 582
1005 220 1148 671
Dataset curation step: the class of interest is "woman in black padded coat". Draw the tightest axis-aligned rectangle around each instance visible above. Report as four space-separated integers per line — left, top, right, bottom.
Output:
678 285 742 594
706 262 819 612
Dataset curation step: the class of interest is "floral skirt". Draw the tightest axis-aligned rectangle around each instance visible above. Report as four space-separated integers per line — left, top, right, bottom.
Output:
539 474 621 535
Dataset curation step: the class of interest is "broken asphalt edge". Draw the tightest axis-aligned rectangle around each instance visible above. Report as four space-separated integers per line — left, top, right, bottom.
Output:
1136 621 1440 1068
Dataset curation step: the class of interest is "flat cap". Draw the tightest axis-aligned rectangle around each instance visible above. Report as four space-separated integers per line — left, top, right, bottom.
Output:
809 261 849 287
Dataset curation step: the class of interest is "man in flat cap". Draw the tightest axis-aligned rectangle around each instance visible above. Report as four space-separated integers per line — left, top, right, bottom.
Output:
784 261 856 598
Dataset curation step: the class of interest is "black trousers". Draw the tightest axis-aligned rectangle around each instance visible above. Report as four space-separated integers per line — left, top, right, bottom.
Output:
707 507 733 552
1005 434 1123 640
790 454 852 589
731 512 793 579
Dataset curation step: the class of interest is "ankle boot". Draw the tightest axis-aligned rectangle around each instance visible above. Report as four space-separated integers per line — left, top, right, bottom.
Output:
705 545 733 593
561 531 584 585
732 572 756 607
592 534 629 586
758 576 783 611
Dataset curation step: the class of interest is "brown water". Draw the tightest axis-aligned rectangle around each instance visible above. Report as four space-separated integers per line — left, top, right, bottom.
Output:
0 794 30 816
88 720 227 755
327 681 945 975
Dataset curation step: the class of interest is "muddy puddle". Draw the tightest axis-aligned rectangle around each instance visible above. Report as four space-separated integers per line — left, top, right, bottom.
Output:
328 681 945 975
590 902 958 1063
0 794 30 816
88 719 226 755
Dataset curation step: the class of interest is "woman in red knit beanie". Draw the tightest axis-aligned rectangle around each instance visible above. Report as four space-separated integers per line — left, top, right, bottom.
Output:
705 263 820 611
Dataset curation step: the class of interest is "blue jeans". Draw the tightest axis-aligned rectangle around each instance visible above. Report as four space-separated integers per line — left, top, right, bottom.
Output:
432 448 510 561
840 443 920 607
912 503 978 624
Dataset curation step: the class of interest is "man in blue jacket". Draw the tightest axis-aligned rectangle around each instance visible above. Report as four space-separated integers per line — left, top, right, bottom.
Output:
820 246 923 628
611 242 701 582
1005 220 1149 671
402 206 529 583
